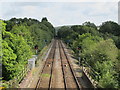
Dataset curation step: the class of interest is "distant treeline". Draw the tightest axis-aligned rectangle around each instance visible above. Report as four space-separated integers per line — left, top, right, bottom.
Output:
58 21 120 88
1 17 55 80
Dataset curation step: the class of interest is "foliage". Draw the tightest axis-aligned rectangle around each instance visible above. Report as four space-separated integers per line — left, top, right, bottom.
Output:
71 25 99 36
58 26 73 39
73 34 119 88
41 17 48 22
2 40 17 80
82 21 97 29
99 21 120 36
58 21 120 88
2 17 55 81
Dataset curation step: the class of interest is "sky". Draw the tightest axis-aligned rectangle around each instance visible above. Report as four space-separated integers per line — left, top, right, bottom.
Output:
0 0 119 27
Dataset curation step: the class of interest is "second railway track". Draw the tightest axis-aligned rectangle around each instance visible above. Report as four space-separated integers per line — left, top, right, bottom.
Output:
59 40 81 89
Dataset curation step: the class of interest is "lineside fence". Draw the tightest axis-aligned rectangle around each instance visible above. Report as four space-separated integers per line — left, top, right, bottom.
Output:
2 65 29 88
81 58 101 88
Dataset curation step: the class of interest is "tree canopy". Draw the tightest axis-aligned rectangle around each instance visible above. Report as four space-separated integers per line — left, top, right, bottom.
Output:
1 17 55 80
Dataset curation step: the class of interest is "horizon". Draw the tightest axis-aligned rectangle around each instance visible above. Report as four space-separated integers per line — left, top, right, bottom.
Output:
0 17 118 27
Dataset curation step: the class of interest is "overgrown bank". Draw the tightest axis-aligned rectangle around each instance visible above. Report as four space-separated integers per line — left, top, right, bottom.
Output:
1 17 55 82
57 21 120 88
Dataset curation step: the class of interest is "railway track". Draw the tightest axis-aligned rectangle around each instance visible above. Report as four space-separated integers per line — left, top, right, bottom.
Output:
35 40 56 88
59 40 81 89
35 39 81 89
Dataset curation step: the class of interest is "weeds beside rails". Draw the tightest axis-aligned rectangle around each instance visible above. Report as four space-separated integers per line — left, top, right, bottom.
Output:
2 65 29 88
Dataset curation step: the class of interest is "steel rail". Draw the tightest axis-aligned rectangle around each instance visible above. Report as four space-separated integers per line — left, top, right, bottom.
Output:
35 40 56 89
58 41 67 89
60 40 82 89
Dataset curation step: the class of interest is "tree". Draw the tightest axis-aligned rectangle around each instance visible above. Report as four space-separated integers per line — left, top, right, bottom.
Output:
99 21 120 36
2 17 55 81
2 40 17 80
10 24 33 47
58 26 73 39
71 25 99 36
41 17 48 22
83 21 97 29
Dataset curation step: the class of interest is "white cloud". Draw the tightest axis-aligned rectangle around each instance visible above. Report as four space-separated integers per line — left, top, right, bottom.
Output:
0 2 118 26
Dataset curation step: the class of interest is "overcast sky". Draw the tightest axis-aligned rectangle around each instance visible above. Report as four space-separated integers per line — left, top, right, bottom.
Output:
0 0 119 27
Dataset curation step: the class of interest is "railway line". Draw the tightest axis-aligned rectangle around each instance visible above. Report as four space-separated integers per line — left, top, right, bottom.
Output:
59 40 81 89
35 39 82 89
35 40 56 88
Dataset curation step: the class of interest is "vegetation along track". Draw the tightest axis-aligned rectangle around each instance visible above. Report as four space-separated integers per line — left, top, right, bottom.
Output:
35 39 81 89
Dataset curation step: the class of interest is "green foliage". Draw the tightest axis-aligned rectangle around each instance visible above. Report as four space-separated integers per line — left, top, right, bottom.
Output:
2 17 55 81
75 34 118 88
71 25 99 36
72 33 102 53
0 20 5 63
58 26 73 39
29 21 54 50
99 21 120 36
41 21 55 37
58 21 120 88
11 24 34 47
116 50 120 87
2 24 32 80
41 17 48 22
96 61 118 88
82 21 97 29
101 33 120 49
14 36 32 63
74 34 119 88
2 40 17 80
